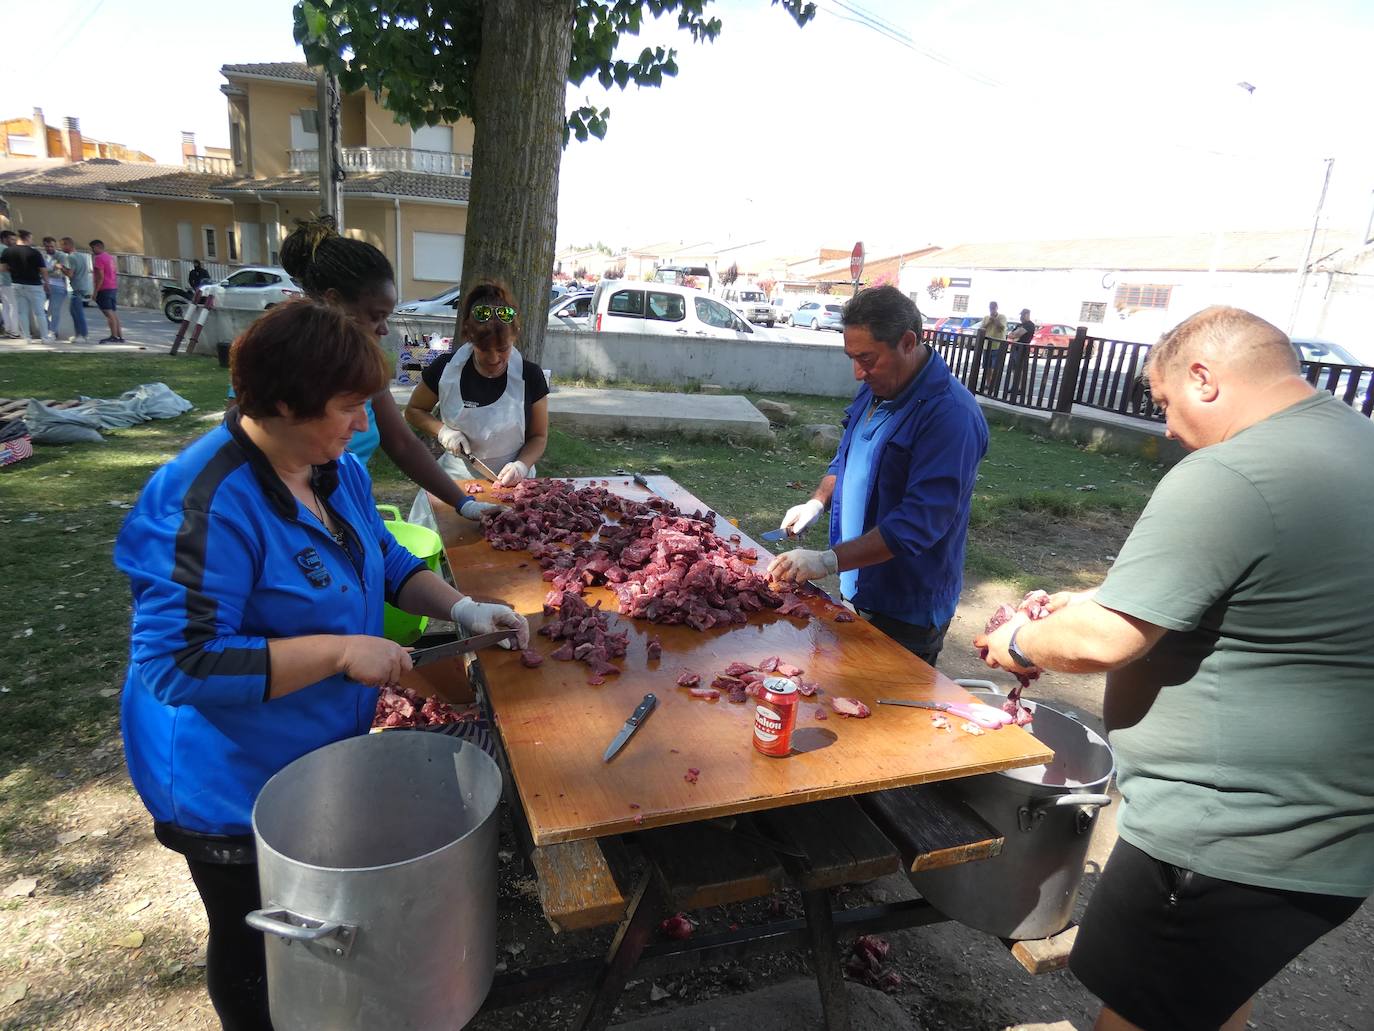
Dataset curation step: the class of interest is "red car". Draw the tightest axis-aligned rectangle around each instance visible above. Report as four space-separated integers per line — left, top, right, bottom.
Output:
1028 322 1078 349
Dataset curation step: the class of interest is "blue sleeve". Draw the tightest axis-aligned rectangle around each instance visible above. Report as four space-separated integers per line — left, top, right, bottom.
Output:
115 505 270 708
875 402 987 559
826 406 857 478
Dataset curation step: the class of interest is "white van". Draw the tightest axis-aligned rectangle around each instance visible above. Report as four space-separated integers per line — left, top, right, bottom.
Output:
591 280 758 340
720 285 775 326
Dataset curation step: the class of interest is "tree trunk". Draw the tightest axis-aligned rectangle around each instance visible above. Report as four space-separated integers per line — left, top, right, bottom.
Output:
465 0 574 366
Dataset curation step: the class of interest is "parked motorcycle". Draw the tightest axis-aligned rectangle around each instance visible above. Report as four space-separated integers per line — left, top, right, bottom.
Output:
161 285 194 323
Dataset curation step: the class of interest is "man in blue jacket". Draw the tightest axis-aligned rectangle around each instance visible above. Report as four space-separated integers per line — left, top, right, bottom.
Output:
769 286 988 666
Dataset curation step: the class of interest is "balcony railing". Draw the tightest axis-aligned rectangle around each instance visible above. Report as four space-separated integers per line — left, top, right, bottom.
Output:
184 155 235 175
287 146 472 177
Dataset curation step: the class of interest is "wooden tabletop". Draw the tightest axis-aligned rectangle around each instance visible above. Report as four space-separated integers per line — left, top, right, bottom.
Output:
432 475 1053 847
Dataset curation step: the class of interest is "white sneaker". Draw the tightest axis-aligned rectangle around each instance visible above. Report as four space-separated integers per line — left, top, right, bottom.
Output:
44 333 57 342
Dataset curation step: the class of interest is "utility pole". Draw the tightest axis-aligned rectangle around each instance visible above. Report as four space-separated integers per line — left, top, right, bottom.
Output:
1287 157 1335 335
316 70 344 224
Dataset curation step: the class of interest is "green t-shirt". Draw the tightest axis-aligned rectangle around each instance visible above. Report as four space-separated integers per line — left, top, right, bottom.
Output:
1095 392 1374 897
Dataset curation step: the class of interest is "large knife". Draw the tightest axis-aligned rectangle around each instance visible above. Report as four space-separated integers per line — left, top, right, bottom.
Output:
459 446 501 484
876 697 1012 729
603 693 657 762
410 630 519 668
760 528 787 542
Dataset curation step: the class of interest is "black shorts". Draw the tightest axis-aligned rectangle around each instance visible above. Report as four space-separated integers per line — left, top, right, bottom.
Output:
1069 837 1363 1031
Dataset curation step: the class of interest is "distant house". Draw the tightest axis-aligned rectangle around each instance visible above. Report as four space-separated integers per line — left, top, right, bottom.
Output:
0 63 473 300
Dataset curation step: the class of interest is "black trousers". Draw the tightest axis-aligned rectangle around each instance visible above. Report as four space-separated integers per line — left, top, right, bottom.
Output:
185 857 274 1031
859 609 951 667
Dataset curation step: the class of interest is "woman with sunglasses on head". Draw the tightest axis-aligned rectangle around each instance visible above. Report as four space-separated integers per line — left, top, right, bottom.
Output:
276 217 502 524
404 280 549 526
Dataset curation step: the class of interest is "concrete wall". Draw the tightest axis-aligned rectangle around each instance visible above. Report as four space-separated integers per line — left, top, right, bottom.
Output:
2 197 142 253
116 274 164 310
976 398 1188 468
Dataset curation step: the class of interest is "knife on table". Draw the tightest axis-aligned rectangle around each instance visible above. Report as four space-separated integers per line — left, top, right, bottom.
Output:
603 693 657 762
632 472 657 494
410 630 519 668
876 698 1013 728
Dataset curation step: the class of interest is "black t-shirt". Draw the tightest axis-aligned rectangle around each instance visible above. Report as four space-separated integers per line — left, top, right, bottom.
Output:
421 352 550 413
1015 319 1036 344
1 245 47 286
189 267 211 289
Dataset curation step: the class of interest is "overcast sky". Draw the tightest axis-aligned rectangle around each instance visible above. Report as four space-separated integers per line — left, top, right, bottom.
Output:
4 0 1372 256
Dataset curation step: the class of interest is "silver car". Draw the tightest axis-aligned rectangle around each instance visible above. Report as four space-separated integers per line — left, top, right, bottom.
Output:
394 285 461 317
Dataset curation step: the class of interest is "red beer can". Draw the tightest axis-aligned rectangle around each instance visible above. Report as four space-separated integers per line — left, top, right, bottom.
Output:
753 676 799 757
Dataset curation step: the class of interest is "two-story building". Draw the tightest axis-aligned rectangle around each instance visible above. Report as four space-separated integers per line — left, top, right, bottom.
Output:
0 62 473 302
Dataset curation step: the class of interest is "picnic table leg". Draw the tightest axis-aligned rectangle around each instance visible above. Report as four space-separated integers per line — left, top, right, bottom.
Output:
801 887 851 1031
576 868 663 1031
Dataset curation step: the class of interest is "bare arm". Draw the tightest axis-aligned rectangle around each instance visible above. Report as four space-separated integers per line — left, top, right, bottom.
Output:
516 395 549 468
812 473 837 508
266 634 410 698
372 387 472 512
394 567 467 619
403 381 445 438
976 598 1166 674
832 526 895 573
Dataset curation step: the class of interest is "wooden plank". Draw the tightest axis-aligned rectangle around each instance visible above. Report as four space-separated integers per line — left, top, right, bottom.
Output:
753 796 900 892
858 783 1004 873
529 838 628 933
637 822 785 910
430 476 1053 846
1008 924 1078 976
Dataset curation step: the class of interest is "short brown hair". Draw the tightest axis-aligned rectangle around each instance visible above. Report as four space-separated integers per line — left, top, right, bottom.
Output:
1146 306 1297 379
231 299 389 419
460 278 520 344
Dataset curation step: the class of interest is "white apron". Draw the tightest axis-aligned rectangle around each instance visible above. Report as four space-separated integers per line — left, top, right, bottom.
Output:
409 343 532 528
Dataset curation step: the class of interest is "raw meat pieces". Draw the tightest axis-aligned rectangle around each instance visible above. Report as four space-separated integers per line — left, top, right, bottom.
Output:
676 670 701 687
481 478 811 630
537 592 629 680
372 686 471 729
688 687 721 700
683 767 700 785
519 649 543 668
830 697 871 718
659 913 695 939
646 635 662 661
979 589 1052 726
834 610 856 623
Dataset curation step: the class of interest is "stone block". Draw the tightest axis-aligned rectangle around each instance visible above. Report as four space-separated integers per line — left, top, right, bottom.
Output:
803 423 843 453
755 398 797 425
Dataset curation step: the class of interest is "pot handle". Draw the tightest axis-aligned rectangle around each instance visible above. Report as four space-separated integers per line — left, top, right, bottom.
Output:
954 678 1002 696
246 908 357 958
1038 793 1113 809
1017 793 1113 834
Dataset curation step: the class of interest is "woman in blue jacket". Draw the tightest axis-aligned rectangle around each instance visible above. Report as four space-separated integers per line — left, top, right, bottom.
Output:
116 300 527 1030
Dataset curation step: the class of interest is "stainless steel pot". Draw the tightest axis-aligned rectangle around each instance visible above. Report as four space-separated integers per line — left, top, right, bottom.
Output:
248 730 502 1029
909 682 1114 940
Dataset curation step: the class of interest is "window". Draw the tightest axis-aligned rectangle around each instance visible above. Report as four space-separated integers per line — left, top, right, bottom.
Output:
289 112 318 152
412 231 465 283
608 289 644 316
224 270 259 287
1114 284 1172 310
230 122 243 165
203 227 217 260
1079 301 1106 323
695 297 743 330
412 124 454 153
646 291 686 322
952 294 969 313
226 228 238 262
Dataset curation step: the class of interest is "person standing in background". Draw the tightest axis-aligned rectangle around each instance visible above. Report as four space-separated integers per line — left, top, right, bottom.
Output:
1 230 51 342
1008 307 1037 401
61 238 92 343
0 230 18 339
90 239 124 343
42 237 70 341
978 300 1008 391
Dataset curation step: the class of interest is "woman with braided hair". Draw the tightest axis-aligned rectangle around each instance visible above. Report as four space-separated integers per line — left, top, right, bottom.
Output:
275 217 501 523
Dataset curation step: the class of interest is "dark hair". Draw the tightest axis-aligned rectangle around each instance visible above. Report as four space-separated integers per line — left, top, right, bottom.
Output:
842 285 923 346
231 299 390 419
17 230 32 242
279 215 394 303
460 278 520 342
89 239 104 249
42 236 56 245
0 230 14 242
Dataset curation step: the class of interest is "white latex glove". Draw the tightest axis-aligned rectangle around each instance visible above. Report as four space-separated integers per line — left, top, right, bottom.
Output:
496 460 530 487
459 498 507 521
451 596 530 649
779 498 824 537
767 548 838 584
436 425 470 457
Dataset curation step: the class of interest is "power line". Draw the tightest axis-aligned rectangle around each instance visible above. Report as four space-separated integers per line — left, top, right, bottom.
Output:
816 0 1006 89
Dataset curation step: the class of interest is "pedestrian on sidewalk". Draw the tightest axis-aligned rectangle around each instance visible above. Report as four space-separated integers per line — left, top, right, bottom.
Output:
976 306 1374 1031
0 230 18 338
1007 307 1036 401
61 238 91 342
1 230 51 341
978 300 1008 392
42 236 70 341
89 239 124 343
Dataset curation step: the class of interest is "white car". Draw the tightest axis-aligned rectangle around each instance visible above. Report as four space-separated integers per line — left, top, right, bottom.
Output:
202 266 301 311
720 286 775 326
548 290 594 329
590 280 757 340
394 285 461 317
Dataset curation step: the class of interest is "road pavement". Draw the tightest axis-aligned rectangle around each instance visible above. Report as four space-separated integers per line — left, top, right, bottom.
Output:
0 305 183 356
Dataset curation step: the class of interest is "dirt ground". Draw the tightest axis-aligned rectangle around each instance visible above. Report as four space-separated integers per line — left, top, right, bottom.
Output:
3 522 1372 1030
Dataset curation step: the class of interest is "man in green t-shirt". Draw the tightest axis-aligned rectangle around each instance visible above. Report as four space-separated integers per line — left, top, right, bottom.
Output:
977 306 1374 1031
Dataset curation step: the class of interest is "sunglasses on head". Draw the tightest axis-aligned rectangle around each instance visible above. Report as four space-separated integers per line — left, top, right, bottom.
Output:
471 304 517 324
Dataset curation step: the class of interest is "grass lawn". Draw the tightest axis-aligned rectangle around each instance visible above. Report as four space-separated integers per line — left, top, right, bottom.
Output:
0 353 1164 850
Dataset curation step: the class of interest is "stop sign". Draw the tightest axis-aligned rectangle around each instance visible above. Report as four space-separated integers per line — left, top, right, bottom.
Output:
850 241 865 281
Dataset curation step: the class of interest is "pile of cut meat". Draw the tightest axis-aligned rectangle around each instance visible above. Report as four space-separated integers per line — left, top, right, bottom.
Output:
536 592 629 685
482 479 811 631
672 656 870 722
373 686 472 729
980 589 1052 726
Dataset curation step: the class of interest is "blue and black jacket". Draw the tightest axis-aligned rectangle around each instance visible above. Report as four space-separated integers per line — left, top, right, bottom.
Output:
827 348 988 624
115 409 426 846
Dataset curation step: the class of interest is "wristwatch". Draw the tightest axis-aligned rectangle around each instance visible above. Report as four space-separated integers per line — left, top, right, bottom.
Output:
1007 626 1034 669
